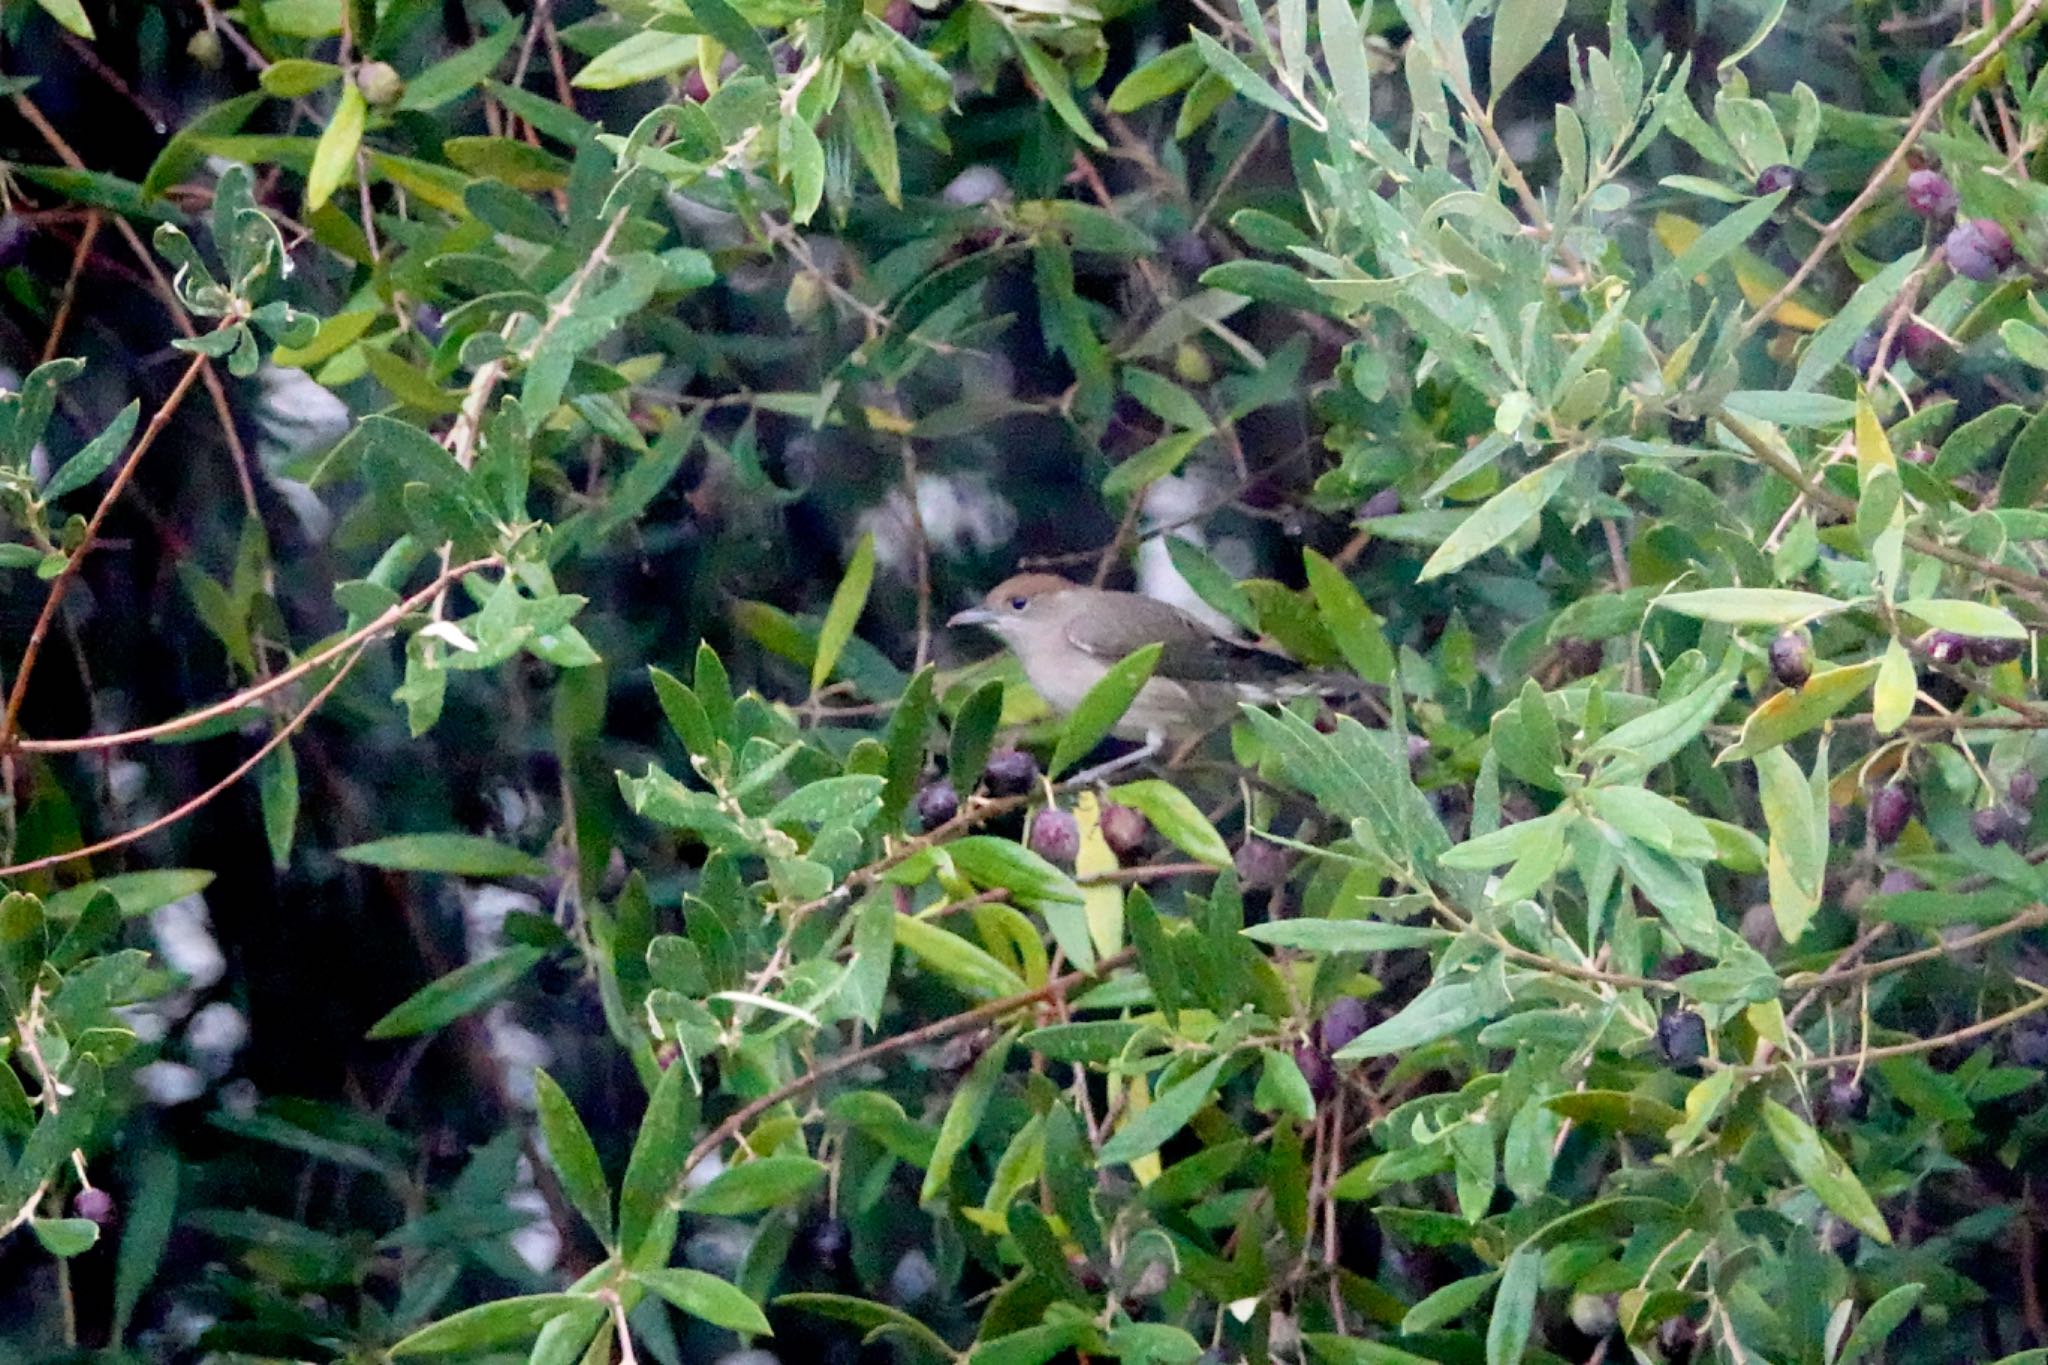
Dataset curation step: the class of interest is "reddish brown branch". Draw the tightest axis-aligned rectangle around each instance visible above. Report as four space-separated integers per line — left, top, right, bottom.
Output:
0 350 212 748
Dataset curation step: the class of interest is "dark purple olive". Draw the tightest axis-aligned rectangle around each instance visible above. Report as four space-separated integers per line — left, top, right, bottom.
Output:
1234 838 1295 891
982 747 1038 796
1655 1010 1708 1070
1974 806 2021 847
2011 1017 2048 1067
1029 808 1080 865
1657 1316 1699 1362
1848 329 1889 375
1769 633 1811 689
1320 996 1370 1054
1898 322 1949 372
534 954 576 996
72 1188 115 1226
1901 443 1936 465
1554 638 1603 680
1359 487 1402 520
1870 784 1914 845
1826 1073 1869 1123
1293 1043 1335 1103
655 1041 681 1071
1946 217 2016 281
805 1216 851 1273
1098 802 1150 857
1966 635 2025 666
1905 169 1958 219
914 780 959 832
882 0 916 32
682 66 711 102
1925 631 1971 666
1755 164 1801 198
1667 415 1706 444
2011 770 2039 807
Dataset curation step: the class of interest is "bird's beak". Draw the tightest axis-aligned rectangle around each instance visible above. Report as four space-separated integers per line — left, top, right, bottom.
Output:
947 607 998 628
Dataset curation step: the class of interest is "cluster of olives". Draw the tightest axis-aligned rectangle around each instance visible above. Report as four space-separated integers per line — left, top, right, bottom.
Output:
912 745 1159 870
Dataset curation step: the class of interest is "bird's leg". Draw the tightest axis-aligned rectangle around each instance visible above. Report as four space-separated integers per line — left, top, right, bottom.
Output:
1067 730 1164 787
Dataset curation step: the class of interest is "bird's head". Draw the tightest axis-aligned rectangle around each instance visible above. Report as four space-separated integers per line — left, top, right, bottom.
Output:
946 573 1079 643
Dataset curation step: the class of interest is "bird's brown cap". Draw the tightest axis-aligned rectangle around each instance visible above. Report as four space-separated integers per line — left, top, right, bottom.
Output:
947 573 1079 627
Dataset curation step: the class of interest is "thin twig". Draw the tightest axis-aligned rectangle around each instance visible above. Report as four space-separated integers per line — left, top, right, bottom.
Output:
1734 986 2048 1074
680 948 1137 1179
0 350 213 748
39 211 99 366
1718 411 2048 605
0 642 370 878
13 555 501 754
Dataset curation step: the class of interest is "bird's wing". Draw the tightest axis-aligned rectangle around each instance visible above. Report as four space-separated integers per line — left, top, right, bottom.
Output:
1062 594 1303 685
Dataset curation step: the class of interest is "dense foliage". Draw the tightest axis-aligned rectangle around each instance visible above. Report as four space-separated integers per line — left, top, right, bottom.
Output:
8 0 2048 1361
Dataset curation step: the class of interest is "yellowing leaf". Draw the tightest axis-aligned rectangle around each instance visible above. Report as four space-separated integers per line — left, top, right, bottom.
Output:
1652 212 1827 330
1872 637 1914 735
1074 792 1125 960
305 84 366 214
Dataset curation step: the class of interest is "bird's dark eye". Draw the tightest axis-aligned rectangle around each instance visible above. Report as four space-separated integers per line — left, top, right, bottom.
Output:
1008 596 1029 611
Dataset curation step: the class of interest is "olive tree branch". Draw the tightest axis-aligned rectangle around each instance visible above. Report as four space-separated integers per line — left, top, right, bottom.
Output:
680 947 1137 1180
1739 0 2046 341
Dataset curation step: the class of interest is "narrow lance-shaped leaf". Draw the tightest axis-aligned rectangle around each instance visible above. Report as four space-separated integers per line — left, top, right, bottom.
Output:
366 948 547 1040
1755 745 1823 944
1871 637 1914 735
1420 456 1577 581
617 1056 699 1265
920 1026 1017 1204
306 84 367 213
533 1069 612 1243
1099 1053 1229 1166
1488 0 1565 106
1761 1099 1892 1245
1049 643 1162 777
811 532 876 694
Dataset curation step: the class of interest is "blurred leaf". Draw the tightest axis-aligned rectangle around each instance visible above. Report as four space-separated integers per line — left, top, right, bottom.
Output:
1718 660 1879 762
1755 745 1824 944
1835 1283 1925 1365
1897 598 2026 640
1653 588 1845 626
1486 1243 1540 1365
812 533 876 693
1420 457 1577 581
775 1294 956 1364
366 947 547 1039
920 1028 1015 1203
1488 0 1564 104
339 833 548 877
305 85 366 213
1105 780 1230 867
1762 1099 1891 1244
1304 547 1394 684
389 1294 601 1355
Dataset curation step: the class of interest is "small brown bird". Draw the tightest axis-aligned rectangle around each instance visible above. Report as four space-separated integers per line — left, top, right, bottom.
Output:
947 573 1348 766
